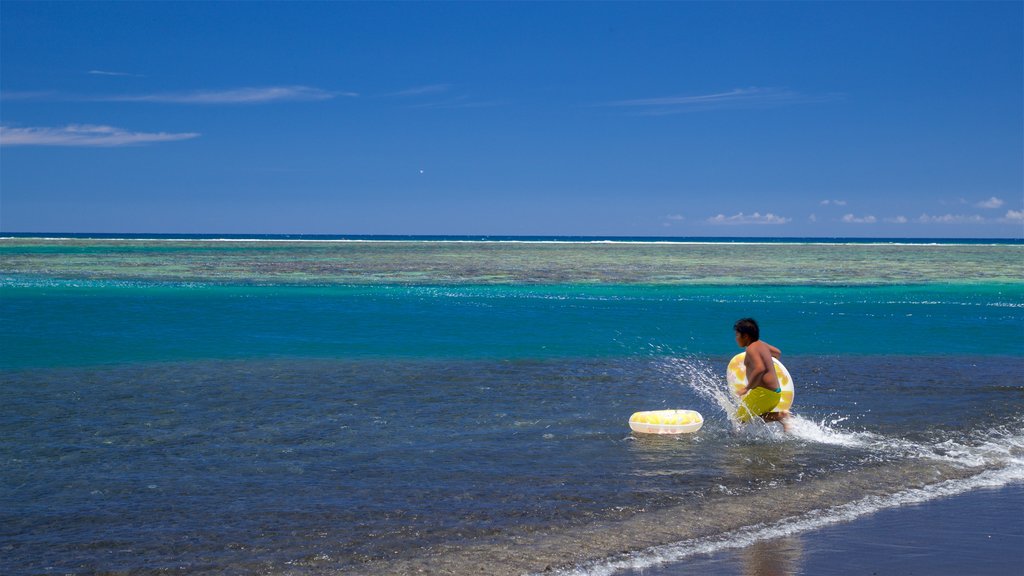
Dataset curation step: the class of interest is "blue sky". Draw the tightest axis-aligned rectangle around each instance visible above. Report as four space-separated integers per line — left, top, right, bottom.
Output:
1 2 1021 237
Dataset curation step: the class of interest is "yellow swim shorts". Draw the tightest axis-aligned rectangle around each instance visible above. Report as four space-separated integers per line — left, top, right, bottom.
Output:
736 386 782 423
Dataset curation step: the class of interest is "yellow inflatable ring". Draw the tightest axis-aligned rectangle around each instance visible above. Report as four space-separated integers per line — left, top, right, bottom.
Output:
726 353 795 413
629 409 704 434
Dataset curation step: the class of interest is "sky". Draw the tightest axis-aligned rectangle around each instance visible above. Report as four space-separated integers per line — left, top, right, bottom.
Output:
1 1 1021 237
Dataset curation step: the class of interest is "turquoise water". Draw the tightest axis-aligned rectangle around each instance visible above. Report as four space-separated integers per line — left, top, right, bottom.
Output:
1 238 1022 575
1 282 1022 369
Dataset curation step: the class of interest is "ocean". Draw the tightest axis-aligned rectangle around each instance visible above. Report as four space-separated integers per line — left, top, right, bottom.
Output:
1 236 1022 575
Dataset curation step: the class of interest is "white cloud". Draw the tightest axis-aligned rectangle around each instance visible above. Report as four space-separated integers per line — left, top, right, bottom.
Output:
1002 210 1024 222
885 216 909 224
108 86 348 104
820 199 848 206
603 87 841 114
707 212 791 225
809 214 817 222
0 124 200 147
841 214 877 224
917 213 985 224
975 197 1005 209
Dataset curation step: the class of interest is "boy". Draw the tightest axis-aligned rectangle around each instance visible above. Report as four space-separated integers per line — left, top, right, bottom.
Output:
734 318 791 432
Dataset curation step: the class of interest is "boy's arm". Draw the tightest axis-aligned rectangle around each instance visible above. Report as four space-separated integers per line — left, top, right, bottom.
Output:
763 342 781 358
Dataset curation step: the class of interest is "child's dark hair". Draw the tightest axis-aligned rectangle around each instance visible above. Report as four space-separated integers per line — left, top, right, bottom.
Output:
734 318 760 341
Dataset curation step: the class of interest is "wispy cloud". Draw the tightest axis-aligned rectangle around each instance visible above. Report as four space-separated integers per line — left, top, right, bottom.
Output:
820 199 848 206
975 196 1005 209
0 124 200 147
602 87 840 115
108 85 347 104
707 212 791 225
885 216 909 224
388 85 501 110
88 69 143 78
1 85 350 104
841 214 877 224
388 84 452 97
0 91 59 101
408 96 503 110
917 213 985 224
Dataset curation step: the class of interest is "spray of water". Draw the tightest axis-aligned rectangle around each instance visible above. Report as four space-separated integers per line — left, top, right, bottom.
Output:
654 353 799 442
650 351 1024 464
654 355 741 426
652 352 892 447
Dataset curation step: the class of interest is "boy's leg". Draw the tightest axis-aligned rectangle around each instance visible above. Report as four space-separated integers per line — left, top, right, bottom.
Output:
761 411 792 432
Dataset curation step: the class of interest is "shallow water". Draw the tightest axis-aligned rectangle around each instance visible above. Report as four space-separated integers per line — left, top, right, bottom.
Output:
3 356 1022 575
3 237 1023 285
1 239 1022 575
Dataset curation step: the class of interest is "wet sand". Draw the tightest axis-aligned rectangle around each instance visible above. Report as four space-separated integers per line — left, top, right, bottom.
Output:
623 483 1024 575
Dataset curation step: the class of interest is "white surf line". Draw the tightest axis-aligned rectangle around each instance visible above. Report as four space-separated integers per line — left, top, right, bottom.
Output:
554 463 1024 576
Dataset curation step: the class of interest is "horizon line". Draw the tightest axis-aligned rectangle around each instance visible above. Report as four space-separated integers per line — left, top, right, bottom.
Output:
2 232 1021 243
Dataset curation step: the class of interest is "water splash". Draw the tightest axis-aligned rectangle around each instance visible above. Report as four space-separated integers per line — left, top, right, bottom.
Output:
785 414 874 447
654 354 804 441
653 355 742 428
651 354 942 451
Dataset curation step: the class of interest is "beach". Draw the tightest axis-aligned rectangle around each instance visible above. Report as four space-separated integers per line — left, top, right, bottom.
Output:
1 237 1022 575
625 484 1024 576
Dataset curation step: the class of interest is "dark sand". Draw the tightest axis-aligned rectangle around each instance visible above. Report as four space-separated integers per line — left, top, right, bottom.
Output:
620 483 1024 575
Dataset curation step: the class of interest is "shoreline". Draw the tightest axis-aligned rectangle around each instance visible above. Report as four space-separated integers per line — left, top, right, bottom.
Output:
611 482 1024 576
351 455 1024 576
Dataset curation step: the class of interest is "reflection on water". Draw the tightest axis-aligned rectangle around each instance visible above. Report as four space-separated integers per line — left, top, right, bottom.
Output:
742 537 803 576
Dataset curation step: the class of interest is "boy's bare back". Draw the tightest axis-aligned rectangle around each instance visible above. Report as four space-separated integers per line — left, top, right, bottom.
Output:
743 339 780 392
